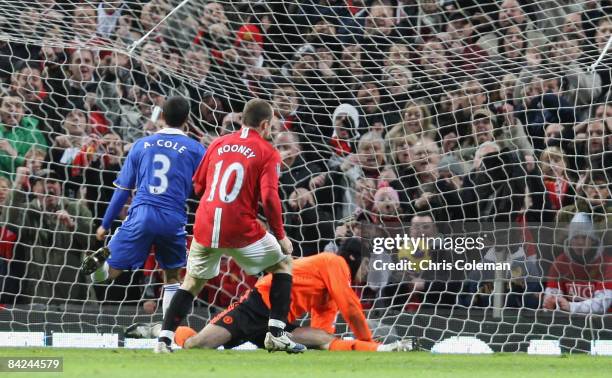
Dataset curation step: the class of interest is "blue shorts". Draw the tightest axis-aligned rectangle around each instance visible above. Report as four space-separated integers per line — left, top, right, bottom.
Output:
107 205 187 270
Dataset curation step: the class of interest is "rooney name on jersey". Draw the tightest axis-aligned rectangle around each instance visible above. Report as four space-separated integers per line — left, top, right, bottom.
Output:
217 144 257 159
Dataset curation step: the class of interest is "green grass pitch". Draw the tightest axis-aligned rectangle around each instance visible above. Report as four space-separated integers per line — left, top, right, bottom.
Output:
0 348 610 378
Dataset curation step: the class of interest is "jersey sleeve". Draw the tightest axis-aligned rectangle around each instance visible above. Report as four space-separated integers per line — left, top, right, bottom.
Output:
320 255 372 341
101 188 130 229
113 144 139 190
259 149 285 239
569 289 612 314
193 141 212 197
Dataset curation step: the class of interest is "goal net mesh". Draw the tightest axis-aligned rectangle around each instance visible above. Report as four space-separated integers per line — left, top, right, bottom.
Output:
0 0 611 352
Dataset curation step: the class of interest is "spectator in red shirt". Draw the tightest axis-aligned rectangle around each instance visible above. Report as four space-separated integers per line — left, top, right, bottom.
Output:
544 212 612 314
539 147 576 211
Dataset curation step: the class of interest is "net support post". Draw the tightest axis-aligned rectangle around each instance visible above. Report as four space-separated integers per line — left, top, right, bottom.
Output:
492 247 507 319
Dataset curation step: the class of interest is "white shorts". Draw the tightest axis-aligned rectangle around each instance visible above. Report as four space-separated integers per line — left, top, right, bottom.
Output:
187 232 286 279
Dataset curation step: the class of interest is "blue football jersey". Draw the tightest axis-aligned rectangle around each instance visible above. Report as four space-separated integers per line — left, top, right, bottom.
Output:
114 128 206 215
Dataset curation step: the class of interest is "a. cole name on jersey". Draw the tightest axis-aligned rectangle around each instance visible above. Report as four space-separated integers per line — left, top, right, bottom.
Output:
143 139 188 154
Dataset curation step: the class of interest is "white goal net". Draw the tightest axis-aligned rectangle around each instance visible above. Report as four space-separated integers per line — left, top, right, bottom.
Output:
0 0 610 352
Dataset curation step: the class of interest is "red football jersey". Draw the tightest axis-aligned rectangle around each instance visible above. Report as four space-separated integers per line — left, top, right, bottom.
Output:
546 253 612 307
192 127 285 248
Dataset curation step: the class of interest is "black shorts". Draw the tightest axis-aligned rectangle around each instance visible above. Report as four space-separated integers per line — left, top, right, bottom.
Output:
210 288 297 349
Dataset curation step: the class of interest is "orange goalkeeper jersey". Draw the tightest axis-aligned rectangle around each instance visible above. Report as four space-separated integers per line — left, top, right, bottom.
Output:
255 253 372 341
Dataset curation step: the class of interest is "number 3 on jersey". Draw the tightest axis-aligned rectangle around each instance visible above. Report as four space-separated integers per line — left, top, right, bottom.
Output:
149 153 171 194
207 160 245 203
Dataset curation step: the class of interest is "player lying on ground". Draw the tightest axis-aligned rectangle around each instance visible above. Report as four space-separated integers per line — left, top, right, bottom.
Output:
157 99 302 354
169 239 411 352
81 96 206 318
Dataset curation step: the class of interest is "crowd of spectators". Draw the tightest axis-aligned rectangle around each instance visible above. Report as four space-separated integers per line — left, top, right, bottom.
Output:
0 0 610 315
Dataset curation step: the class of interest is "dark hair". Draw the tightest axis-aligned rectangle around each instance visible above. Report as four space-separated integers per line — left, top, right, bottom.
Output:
13 60 41 73
162 96 190 128
337 237 365 279
447 12 470 25
264 77 296 101
29 169 59 186
245 3 272 24
242 98 272 128
586 170 608 184
412 210 435 221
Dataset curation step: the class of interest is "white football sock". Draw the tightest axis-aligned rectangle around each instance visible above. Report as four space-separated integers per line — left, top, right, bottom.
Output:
90 261 109 283
162 283 180 316
268 319 286 330
158 330 175 342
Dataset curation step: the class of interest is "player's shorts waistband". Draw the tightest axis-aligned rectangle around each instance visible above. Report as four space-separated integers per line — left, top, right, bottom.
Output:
129 203 187 218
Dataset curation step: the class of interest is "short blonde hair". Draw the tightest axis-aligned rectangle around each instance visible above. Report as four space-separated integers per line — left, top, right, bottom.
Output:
357 131 386 168
501 73 517 86
383 65 413 83
499 73 517 101
386 134 418 164
539 146 566 177
386 100 434 140
24 147 46 161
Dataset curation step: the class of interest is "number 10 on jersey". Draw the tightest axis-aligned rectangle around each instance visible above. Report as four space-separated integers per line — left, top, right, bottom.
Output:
207 160 245 203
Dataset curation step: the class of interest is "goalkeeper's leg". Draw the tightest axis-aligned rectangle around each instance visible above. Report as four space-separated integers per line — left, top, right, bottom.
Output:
174 288 274 350
290 327 412 352
174 325 231 349
174 325 404 352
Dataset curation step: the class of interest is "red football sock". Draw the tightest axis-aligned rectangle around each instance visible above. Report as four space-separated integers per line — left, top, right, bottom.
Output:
329 339 379 352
